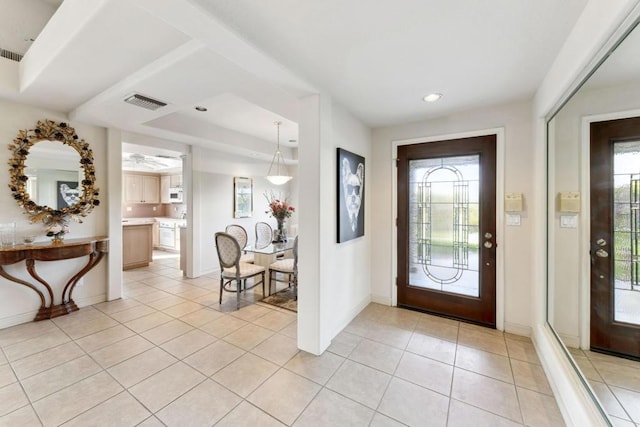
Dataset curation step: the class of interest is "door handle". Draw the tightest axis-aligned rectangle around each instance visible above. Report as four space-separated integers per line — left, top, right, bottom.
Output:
595 248 608 258
483 241 493 249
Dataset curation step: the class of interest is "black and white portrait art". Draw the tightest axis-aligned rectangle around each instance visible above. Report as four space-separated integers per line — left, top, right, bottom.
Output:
337 148 365 243
57 181 80 209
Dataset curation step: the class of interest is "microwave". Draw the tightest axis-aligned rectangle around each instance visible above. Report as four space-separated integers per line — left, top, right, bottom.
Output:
169 187 183 203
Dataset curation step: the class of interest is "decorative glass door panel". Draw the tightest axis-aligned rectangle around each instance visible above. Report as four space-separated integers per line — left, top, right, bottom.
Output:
612 140 640 326
409 155 480 297
397 135 496 327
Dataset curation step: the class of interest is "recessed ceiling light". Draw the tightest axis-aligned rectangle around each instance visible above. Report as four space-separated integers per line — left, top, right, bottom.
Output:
423 93 443 103
194 106 207 112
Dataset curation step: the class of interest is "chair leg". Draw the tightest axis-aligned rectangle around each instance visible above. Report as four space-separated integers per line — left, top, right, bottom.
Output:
219 278 223 305
269 270 274 296
236 279 240 310
261 272 265 298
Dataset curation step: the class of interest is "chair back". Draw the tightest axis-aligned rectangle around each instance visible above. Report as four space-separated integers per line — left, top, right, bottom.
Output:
255 222 273 247
215 232 241 269
225 224 248 249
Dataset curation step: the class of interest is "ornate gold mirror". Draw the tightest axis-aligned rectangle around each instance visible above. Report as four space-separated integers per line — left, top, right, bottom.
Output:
8 120 100 228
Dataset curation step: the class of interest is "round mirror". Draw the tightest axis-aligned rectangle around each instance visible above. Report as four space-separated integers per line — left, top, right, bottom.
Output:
9 119 99 223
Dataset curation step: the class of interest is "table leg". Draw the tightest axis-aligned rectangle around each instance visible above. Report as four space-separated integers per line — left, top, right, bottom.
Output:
253 253 276 295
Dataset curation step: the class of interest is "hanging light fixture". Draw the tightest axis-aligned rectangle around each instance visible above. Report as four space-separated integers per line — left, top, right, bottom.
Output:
265 121 292 185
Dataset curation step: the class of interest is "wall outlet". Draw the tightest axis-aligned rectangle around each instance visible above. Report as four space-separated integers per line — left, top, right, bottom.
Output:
152 206 157 211
126 207 132 212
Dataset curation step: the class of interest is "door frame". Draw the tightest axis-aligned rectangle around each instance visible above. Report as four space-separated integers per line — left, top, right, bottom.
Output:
391 128 505 331
578 109 640 349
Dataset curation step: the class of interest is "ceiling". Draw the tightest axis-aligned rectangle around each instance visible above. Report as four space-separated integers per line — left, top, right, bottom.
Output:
1 0 589 162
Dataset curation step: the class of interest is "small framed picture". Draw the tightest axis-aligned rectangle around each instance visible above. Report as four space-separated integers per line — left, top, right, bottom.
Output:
233 177 253 218
337 148 365 243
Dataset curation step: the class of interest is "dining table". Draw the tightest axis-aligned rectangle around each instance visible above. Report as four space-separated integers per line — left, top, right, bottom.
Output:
244 239 296 294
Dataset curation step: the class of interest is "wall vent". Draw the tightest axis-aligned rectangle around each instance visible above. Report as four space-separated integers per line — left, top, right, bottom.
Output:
0 48 23 62
123 94 167 111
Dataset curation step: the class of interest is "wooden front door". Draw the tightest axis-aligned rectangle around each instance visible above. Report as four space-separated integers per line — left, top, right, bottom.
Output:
397 135 497 327
591 117 640 359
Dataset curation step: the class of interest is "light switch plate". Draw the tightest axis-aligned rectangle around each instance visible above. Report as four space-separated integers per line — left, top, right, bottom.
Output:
560 215 578 228
506 214 521 226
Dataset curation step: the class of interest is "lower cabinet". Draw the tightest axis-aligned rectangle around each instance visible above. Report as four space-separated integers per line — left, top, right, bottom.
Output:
123 224 153 270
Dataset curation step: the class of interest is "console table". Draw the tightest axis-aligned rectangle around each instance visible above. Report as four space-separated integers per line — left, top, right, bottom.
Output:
0 236 109 321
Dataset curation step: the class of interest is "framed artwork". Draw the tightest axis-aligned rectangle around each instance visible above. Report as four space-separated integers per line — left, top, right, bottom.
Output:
57 180 80 209
337 148 365 242
233 177 253 218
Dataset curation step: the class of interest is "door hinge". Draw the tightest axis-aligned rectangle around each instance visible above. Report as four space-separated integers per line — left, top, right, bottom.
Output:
395 277 398 286
395 217 398 227
395 158 399 167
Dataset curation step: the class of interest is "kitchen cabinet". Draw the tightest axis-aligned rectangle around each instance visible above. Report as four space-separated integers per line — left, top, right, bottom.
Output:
123 174 160 203
152 222 159 248
160 175 170 203
123 223 153 270
170 174 182 187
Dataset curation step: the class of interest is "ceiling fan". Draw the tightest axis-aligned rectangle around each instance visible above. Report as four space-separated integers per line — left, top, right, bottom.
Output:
122 153 171 171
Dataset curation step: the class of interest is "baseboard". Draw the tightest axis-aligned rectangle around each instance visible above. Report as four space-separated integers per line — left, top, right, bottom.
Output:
558 332 580 349
370 293 391 306
0 293 107 330
532 323 608 426
504 321 532 337
330 294 371 341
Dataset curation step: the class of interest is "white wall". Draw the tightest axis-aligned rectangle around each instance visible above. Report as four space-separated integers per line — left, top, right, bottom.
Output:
0 99 108 328
371 100 534 334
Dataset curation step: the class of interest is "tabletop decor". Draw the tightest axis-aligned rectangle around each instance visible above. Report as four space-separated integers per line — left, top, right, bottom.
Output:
264 191 295 242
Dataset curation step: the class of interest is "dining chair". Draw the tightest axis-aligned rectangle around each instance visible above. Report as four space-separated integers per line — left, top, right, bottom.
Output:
268 236 298 299
255 221 273 247
225 224 254 263
215 232 265 310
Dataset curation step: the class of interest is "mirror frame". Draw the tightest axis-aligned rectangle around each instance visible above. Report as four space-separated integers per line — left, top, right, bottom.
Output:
8 119 100 223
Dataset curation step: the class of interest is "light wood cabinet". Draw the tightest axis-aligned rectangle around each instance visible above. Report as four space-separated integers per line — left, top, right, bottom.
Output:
152 222 159 247
123 224 153 270
170 174 182 187
160 175 171 203
123 174 160 203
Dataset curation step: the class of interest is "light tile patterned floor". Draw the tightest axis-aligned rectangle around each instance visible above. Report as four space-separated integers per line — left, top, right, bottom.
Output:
0 254 566 426
569 347 640 426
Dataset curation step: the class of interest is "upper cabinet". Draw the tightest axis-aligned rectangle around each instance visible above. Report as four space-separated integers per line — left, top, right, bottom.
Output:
160 175 171 204
170 174 182 188
123 173 160 204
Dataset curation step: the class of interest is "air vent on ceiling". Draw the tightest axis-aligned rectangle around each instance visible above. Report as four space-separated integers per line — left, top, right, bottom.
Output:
123 94 167 111
0 48 23 62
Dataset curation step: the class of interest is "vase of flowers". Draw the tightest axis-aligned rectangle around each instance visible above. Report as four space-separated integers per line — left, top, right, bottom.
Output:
43 213 70 243
265 191 295 242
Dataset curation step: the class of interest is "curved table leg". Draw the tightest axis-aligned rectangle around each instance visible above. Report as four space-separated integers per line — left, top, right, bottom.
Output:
59 250 106 316
0 264 51 320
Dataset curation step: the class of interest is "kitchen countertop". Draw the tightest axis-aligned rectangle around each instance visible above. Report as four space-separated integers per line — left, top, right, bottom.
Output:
121 217 186 226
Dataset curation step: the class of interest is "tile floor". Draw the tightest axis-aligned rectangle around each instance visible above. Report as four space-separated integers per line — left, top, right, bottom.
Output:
0 253 566 426
569 347 640 426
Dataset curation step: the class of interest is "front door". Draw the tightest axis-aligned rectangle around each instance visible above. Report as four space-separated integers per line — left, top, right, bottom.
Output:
590 117 640 359
397 135 497 327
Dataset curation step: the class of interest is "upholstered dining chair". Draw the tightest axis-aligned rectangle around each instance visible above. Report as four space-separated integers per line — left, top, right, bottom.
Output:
225 224 254 264
214 232 265 310
255 221 273 247
268 236 298 299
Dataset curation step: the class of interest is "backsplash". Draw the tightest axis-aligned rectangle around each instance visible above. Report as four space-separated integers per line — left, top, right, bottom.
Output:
122 203 186 218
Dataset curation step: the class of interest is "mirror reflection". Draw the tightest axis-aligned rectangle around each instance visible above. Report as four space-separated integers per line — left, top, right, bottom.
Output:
24 141 84 209
547 20 640 424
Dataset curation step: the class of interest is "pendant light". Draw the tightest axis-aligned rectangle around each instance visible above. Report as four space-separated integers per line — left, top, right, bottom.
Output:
265 121 292 185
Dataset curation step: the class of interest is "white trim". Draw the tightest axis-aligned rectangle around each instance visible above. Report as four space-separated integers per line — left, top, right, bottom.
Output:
371 293 391 306
107 129 123 301
390 127 505 330
578 108 640 349
533 324 608 427
504 321 532 338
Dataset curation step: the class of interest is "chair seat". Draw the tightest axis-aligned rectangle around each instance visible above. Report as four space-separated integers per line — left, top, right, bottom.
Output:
222 262 265 278
240 252 254 263
269 258 294 273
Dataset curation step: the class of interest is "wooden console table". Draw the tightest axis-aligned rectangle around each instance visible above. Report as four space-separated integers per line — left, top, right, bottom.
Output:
0 236 109 321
